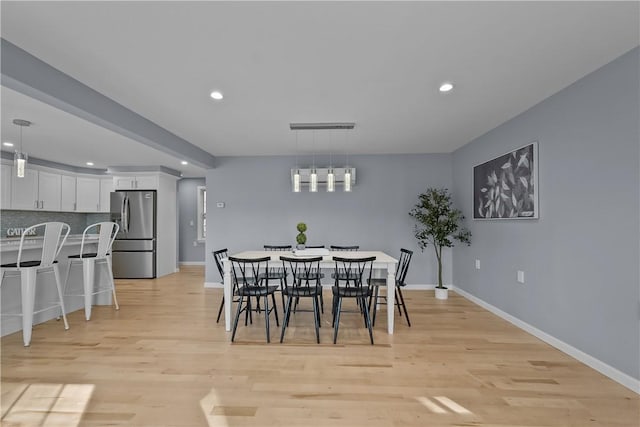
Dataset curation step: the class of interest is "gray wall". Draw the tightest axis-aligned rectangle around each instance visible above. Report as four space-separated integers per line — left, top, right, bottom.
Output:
452 47 639 379
178 178 206 263
205 154 453 284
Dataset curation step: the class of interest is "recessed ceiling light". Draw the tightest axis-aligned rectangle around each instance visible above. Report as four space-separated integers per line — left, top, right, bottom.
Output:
181 161 188 165
86 162 94 166
3 142 14 147
210 91 223 100
439 82 454 93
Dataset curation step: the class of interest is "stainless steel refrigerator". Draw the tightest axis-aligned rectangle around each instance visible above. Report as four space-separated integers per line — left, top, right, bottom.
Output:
110 190 157 278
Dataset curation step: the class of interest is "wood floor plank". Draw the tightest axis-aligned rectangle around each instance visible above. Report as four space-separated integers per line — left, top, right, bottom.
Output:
1 266 638 426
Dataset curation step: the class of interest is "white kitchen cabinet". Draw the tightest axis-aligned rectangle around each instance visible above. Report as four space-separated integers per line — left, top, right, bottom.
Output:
11 168 39 210
99 177 114 212
113 175 158 190
37 171 62 211
76 177 100 212
60 175 77 211
1 164 12 209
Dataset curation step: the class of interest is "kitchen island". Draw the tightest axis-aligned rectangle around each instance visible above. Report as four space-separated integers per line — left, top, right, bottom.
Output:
1 235 113 337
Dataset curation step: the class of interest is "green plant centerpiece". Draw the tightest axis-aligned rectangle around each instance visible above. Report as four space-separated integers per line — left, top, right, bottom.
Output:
296 222 307 249
409 188 471 290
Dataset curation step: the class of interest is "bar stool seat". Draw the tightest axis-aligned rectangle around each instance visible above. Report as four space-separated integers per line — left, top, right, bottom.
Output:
63 222 119 321
0 222 71 347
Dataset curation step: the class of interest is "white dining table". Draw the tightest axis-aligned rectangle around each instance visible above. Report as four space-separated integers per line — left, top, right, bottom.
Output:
221 250 399 334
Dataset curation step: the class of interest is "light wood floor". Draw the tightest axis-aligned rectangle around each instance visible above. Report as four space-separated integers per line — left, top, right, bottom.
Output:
1 266 638 426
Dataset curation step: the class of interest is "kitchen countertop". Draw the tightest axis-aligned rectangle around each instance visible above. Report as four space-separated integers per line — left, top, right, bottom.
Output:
0 234 99 253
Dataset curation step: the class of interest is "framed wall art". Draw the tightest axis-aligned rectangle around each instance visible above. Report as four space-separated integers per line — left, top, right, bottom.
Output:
473 141 538 220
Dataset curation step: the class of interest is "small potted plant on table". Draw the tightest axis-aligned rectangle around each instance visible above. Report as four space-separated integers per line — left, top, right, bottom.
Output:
409 188 471 300
296 222 307 250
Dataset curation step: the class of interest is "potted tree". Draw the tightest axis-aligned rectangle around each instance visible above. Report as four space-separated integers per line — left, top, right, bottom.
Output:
296 222 307 249
409 188 471 300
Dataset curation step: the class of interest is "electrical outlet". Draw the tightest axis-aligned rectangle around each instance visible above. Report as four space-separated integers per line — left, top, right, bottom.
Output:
193 241 198 247
189 220 194 226
475 259 481 269
517 270 525 283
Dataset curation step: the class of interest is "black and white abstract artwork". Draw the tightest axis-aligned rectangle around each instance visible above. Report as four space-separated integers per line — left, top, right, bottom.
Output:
473 142 538 220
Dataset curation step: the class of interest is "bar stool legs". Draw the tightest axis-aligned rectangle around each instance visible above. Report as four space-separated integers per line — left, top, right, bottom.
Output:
10 265 69 347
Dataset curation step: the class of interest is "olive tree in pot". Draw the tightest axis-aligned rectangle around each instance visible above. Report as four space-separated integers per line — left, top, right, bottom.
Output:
409 188 471 300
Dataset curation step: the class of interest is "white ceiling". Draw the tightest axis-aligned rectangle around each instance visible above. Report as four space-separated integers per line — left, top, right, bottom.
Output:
1 1 638 175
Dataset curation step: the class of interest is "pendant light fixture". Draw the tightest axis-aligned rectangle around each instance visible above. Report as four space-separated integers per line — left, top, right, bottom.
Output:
13 119 31 178
289 122 355 192
343 128 352 192
309 130 318 192
326 130 335 192
293 130 301 192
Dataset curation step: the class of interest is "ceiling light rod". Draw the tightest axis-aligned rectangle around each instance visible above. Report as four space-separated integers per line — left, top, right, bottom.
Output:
290 122 355 130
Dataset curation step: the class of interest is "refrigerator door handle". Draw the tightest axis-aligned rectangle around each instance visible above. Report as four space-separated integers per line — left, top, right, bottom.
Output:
125 196 131 233
122 195 128 233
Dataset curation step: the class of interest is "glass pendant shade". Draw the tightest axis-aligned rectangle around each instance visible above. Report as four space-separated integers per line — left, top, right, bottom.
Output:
293 169 301 193
14 151 27 178
344 168 352 192
326 168 335 192
309 169 318 192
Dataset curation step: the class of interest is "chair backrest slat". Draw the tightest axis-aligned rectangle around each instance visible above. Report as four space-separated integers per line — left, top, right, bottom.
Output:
280 256 322 288
396 248 413 285
18 222 70 268
228 256 270 289
80 222 119 258
330 245 359 251
333 255 376 289
212 248 228 279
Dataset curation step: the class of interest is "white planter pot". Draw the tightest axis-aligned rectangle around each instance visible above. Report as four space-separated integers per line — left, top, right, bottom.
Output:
435 287 449 300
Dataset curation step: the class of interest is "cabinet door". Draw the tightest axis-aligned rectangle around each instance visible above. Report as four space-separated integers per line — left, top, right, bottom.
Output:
99 177 114 212
1 164 12 209
134 175 158 190
76 177 100 212
113 176 135 190
38 171 62 211
11 168 39 210
61 175 77 211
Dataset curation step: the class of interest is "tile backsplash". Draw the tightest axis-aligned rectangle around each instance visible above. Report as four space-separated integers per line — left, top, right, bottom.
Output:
0 210 111 237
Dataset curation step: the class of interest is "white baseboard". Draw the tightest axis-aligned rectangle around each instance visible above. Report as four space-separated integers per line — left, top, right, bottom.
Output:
452 286 640 395
179 261 205 266
204 282 437 290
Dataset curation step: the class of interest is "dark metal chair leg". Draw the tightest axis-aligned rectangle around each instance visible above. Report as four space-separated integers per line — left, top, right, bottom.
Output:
333 298 343 344
312 295 320 344
361 296 374 345
280 295 293 343
397 287 411 327
216 296 224 323
231 295 244 342
264 295 270 343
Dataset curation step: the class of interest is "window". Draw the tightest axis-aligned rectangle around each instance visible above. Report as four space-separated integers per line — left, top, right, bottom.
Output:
197 186 206 241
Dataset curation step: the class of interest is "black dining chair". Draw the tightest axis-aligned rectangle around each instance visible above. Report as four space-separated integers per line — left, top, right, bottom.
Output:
230 256 280 343
331 255 376 345
261 245 291 310
279 256 323 343
368 248 413 327
330 245 361 284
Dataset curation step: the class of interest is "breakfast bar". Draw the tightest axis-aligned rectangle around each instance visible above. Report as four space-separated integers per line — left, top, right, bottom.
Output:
0 234 111 337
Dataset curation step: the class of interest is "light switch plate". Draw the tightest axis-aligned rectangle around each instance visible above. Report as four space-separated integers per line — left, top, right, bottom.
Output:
517 270 525 283
216 202 225 208
475 259 481 269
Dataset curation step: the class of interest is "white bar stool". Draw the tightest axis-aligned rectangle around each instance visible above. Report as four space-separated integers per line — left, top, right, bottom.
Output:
0 222 71 347
63 222 119 320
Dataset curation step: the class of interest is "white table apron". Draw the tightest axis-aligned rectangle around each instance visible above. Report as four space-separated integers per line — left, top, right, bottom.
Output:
222 250 398 334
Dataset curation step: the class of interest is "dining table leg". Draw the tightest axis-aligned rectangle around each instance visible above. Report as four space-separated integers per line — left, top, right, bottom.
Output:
386 262 396 334
223 259 232 331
